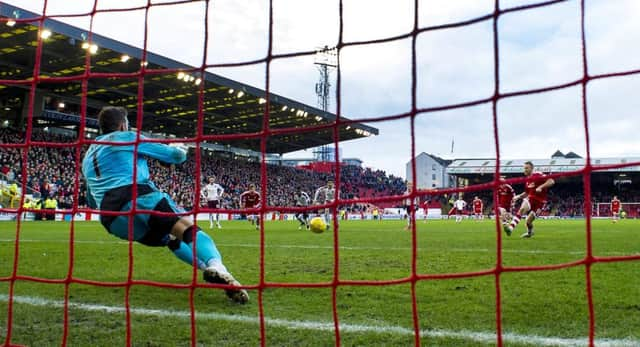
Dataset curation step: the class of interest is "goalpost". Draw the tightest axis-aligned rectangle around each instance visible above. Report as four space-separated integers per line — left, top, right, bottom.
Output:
2 1 640 346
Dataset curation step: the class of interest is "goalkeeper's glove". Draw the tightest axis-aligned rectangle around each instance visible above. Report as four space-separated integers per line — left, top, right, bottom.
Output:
169 142 188 155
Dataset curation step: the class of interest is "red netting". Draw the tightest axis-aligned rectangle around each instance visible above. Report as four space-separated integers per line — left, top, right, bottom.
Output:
1 0 640 346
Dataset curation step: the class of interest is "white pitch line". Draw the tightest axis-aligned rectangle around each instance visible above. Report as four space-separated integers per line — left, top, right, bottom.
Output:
0 295 637 347
0 239 636 256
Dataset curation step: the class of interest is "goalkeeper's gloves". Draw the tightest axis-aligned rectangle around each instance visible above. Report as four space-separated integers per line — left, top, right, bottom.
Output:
169 142 189 155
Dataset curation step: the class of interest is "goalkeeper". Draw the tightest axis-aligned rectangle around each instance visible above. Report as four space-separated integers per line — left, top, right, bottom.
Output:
82 107 248 304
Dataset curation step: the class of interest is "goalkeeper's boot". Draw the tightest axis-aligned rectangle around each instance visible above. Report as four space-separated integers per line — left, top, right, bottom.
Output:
520 228 534 238
203 268 249 304
503 223 513 236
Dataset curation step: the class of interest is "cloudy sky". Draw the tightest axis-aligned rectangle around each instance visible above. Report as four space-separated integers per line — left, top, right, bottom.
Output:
7 0 640 178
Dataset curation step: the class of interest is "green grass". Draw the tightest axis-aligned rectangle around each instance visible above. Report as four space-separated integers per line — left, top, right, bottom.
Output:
0 218 639 346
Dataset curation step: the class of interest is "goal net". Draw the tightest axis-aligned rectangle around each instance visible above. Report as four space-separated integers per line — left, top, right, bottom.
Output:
1 1 640 346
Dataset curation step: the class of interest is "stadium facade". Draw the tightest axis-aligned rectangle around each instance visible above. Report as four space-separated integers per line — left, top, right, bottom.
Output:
405 152 451 190
408 152 639 191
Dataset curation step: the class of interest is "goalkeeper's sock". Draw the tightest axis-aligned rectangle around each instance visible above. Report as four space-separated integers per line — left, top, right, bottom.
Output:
182 226 222 265
167 238 206 270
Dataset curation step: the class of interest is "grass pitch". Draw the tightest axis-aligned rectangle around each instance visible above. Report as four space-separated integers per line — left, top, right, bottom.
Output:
1 218 639 346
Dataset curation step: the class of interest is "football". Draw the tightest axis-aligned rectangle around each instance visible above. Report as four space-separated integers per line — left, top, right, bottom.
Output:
309 217 326 234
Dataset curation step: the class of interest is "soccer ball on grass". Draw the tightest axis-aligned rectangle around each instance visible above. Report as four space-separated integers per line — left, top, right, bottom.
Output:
309 217 327 234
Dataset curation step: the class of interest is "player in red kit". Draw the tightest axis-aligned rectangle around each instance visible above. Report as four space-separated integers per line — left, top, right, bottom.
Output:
472 196 483 221
505 161 554 238
611 195 621 223
422 199 430 223
240 183 261 230
497 176 515 235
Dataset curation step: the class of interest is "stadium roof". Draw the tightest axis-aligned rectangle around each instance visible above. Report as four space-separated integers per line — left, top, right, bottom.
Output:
0 3 378 154
446 157 640 175
417 152 451 167
551 150 582 159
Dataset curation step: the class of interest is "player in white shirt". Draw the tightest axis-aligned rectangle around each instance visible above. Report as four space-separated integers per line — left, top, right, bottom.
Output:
201 176 224 229
403 182 418 230
314 179 336 231
293 187 311 230
454 196 467 223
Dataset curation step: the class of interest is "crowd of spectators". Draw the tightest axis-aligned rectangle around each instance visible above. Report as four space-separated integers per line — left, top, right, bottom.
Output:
340 165 405 200
148 151 405 211
0 128 82 209
0 127 406 211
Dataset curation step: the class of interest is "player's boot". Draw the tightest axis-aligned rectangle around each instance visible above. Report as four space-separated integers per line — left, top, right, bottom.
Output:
203 268 249 304
217 222 222 229
520 228 534 238
503 224 513 236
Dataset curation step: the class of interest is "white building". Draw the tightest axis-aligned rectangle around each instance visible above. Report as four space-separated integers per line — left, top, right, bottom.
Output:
406 153 452 189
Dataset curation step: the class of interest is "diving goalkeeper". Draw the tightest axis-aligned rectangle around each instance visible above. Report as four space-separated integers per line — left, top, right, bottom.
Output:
82 106 248 304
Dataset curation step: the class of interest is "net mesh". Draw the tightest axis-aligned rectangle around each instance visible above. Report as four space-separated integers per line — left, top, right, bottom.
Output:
1 0 640 346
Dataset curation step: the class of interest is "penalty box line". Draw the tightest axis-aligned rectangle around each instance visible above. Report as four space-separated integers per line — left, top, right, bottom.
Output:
0 294 638 347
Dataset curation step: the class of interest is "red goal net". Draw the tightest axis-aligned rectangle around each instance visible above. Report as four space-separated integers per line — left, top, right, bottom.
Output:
1 0 640 346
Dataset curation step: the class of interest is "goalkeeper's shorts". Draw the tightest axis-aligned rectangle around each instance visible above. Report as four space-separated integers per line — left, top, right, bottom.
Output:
100 184 183 246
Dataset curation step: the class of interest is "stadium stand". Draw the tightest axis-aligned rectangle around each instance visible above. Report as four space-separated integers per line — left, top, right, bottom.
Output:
0 127 405 212
5 126 640 219
4 126 640 219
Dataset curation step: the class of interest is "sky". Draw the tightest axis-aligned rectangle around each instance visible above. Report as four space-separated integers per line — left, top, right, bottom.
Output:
6 0 640 178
